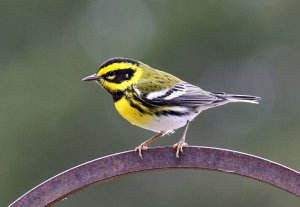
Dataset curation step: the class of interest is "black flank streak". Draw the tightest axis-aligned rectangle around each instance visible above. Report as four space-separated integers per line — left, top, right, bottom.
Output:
154 110 190 117
131 91 155 109
126 96 147 114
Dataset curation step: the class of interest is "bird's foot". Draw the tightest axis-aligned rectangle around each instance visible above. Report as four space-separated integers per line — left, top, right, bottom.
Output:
134 144 148 159
173 140 188 158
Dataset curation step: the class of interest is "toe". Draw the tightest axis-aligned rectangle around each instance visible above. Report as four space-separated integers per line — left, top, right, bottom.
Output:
139 149 143 159
173 143 179 149
135 144 148 159
134 147 139 152
176 148 180 158
173 141 188 158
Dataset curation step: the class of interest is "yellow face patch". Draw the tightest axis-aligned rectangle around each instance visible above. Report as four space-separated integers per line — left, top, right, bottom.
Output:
98 62 142 92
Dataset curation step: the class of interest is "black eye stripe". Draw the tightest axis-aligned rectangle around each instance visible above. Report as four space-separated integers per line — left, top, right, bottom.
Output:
106 71 115 76
103 69 135 83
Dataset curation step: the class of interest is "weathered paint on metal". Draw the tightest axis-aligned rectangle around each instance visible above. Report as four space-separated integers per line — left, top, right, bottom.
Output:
9 146 300 207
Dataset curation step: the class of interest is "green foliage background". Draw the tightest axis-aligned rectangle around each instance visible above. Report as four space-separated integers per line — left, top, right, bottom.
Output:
1 0 300 206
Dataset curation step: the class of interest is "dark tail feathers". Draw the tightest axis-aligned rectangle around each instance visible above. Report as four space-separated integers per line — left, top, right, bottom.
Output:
213 93 261 104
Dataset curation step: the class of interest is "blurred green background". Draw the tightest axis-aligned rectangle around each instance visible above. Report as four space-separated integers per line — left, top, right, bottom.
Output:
1 0 300 206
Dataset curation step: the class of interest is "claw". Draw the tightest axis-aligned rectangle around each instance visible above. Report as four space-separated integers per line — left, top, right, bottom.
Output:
173 141 188 158
134 132 163 159
134 144 148 159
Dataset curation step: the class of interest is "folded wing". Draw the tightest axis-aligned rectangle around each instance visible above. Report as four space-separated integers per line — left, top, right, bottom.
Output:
134 82 221 107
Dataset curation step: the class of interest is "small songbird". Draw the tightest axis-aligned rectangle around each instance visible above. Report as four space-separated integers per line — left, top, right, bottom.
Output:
82 57 260 158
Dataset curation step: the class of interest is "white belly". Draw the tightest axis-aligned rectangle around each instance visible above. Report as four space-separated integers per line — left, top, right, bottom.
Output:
140 112 201 133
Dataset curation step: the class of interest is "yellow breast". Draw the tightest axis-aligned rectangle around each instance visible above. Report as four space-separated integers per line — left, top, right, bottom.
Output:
114 97 152 128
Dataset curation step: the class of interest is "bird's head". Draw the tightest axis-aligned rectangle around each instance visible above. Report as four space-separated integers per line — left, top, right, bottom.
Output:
82 57 142 94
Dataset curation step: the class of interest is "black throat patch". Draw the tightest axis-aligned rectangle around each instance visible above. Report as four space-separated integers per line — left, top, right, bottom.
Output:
111 90 125 102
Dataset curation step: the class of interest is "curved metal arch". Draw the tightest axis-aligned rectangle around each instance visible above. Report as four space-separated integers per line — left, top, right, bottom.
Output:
9 146 300 207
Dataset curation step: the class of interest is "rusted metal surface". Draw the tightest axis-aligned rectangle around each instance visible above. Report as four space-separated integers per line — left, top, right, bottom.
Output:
9 146 300 207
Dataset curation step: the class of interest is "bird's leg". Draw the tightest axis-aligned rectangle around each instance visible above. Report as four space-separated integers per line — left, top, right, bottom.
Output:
173 121 190 158
135 132 164 159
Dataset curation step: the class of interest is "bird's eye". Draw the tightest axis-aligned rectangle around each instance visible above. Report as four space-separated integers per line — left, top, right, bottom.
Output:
105 71 116 80
107 71 115 76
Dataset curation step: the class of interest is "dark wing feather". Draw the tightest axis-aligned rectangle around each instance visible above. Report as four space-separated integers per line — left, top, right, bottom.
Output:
134 82 222 107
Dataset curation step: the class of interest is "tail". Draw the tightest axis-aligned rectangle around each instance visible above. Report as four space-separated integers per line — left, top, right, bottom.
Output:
212 92 261 104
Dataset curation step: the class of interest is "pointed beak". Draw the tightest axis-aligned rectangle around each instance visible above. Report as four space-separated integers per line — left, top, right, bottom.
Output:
82 74 100 81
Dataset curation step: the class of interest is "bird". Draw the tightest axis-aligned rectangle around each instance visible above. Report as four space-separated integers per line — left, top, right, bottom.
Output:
82 57 260 158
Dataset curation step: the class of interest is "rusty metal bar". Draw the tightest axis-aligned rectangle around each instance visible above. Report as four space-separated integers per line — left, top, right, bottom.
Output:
9 146 300 207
